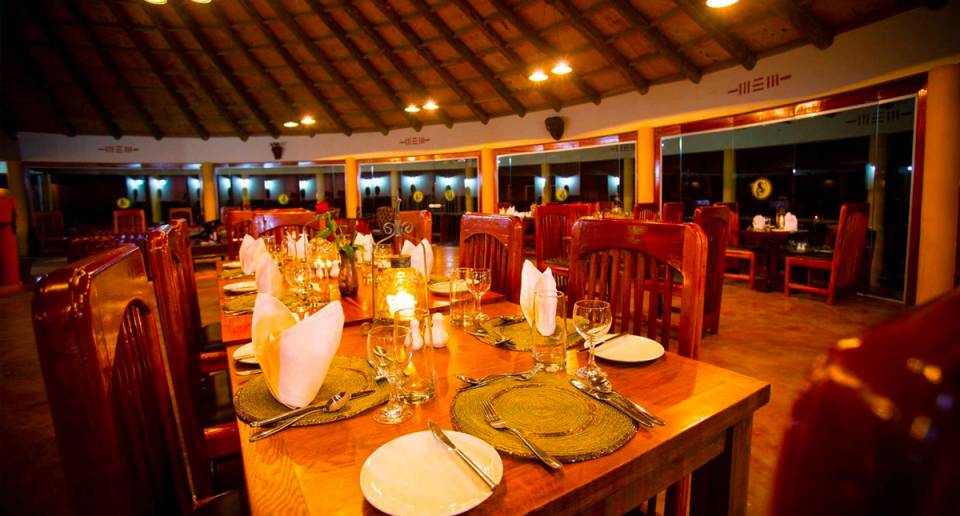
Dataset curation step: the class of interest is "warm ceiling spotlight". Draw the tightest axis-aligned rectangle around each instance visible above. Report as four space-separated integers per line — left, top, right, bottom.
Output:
551 61 572 75
706 0 738 7
422 99 438 111
144 0 168 4
283 121 299 128
529 69 549 82
405 104 421 113
191 0 213 3
300 115 316 125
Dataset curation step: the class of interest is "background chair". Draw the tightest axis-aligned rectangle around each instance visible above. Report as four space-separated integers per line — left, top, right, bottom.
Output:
113 208 146 233
633 202 659 221
459 214 524 303
225 209 254 260
32 211 68 256
785 202 869 304
395 210 432 251
693 206 730 334
251 210 318 238
715 201 757 290
169 206 195 226
534 204 575 284
662 202 685 223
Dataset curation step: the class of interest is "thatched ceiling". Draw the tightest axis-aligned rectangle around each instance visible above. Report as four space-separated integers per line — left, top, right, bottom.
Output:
0 0 943 140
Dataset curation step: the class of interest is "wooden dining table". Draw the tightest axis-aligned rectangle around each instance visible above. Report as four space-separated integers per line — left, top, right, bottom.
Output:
224 298 770 515
739 229 807 292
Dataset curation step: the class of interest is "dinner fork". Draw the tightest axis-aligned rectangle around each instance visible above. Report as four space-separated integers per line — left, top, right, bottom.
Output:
481 400 562 470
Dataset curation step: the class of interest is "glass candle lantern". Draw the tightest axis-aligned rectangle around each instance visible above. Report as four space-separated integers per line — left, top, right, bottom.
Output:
374 256 427 322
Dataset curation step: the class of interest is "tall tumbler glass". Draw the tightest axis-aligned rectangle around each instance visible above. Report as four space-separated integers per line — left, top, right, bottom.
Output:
393 308 436 404
449 267 475 327
531 291 567 373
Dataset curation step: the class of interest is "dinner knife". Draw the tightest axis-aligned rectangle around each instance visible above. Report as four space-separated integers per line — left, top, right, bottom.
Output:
570 379 654 429
607 391 666 426
428 421 498 491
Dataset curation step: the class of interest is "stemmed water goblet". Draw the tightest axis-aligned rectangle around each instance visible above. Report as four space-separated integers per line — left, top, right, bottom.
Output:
468 268 491 323
573 300 613 389
365 322 413 424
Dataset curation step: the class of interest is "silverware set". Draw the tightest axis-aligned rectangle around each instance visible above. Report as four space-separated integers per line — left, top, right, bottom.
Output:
570 379 664 429
467 325 512 347
456 369 537 390
481 400 562 470
249 390 374 442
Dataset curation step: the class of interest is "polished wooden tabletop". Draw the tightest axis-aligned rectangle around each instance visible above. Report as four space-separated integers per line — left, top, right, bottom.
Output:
226 300 770 515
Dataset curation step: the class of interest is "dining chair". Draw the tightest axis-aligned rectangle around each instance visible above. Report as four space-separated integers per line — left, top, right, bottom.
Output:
784 202 869 304
568 218 707 516
715 201 757 290
113 208 146 233
169 206 195 226
662 202 685 223
458 214 524 303
32 245 246 515
395 210 433 251
632 202 659 221
693 205 730 335
374 205 395 239
534 203 575 284
225 209 254 260
771 287 960 516
32 210 68 255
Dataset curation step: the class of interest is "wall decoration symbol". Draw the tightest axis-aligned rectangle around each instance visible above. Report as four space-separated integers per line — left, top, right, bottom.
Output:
278 193 290 205
728 73 792 96
98 145 139 154
751 178 772 200
412 191 424 203
116 197 131 209
400 136 430 146
555 187 569 201
443 188 456 202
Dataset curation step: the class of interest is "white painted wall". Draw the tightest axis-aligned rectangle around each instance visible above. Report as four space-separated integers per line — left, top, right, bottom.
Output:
13 3 960 164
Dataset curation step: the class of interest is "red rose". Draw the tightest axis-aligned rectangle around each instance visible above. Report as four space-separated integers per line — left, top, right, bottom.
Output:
315 201 329 214
356 219 371 235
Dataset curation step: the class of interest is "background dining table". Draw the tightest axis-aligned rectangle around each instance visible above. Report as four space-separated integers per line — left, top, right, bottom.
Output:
739 229 807 292
225 298 770 515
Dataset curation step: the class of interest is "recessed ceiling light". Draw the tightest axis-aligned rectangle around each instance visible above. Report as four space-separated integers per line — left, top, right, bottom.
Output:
191 0 213 3
706 0 738 7
529 69 549 82
283 121 299 128
300 116 316 125
551 61 572 75
405 104 421 113
422 99 438 111
144 0 167 4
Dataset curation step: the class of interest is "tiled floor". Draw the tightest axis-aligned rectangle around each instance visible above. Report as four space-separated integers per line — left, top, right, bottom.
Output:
1 248 902 515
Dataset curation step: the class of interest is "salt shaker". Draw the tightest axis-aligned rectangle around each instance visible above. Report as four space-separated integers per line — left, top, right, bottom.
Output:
431 313 449 348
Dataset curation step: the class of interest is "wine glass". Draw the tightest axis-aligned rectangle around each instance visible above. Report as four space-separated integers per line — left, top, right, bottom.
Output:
573 300 613 388
366 322 413 424
282 259 313 312
468 268 491 323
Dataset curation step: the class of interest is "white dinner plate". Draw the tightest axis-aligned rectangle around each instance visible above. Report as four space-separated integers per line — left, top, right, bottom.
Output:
428 280 470 297
360 430 503 516
593 334 665 364
223 280 257 295
231 342 257 365
222 260 241 269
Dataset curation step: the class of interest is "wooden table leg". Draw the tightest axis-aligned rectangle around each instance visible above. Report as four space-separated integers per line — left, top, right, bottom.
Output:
689 415 753 516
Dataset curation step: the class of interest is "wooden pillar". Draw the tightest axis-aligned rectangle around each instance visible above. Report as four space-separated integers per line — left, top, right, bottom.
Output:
480 147 496 213
389 169 399 203
540 163 552 204
636 127 655 204
5 161 30 257
315 172 325 202
622 157 635 209
201 162 218 222
917 63 960 303
722 148 736 203
465 165 476 212
345 157 359 218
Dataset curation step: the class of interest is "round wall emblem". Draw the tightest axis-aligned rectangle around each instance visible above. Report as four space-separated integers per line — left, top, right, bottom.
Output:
443 189 456 202
412 191 424 203
116 197 131 209
751 178 772 200
278 193 290 205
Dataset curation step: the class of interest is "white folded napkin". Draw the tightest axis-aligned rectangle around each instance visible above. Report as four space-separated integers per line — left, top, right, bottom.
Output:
784 212 798 232
752 215 766 230
251 294 344 408
401 239 433 278
286 233 309 259
255 252 283 296
520 260 558 335
239 235 267 275
353 233 374 261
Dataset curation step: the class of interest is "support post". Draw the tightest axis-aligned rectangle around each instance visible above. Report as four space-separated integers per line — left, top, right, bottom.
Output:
480 148 496 213
723 148 736 203
345 157 359 218
201 162 218 222
636 127 655 204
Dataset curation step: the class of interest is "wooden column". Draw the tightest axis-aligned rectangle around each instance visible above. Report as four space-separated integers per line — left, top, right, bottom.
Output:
465 165 476 212
723 148 736 203
345 157 359 218
480 148 496 213
315 172 325 202
201 162 218 222
540 163 552 204
389 169 399 203
5 161 30 257
622 157 635 209
636 127 655 204
917 63 960 303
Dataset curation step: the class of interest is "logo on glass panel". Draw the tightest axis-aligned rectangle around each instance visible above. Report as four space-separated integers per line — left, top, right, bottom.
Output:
751 178 772 200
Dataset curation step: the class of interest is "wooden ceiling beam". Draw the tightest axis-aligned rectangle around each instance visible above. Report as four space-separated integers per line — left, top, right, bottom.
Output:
407 0 527 118
28 3 122 139
235 0 351 136
337 3 454 128
168 2 280 138
770 0 834 49
11 42 77 137
302 0 422 132
262 0 389 135
608 0 701 83
485 0 602 105
105 2 208 140
370 0 490 124
550 0 650 94
673 0 756 70
139 4 249 140
448 0 562 112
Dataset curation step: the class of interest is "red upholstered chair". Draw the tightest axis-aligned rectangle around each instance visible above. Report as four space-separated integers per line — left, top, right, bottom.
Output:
32 211 68 255
568 218 707 516
169 206 195 226
632 202 659 221
252 209 318 238
772 287 960 516
693 206 730 335
534 203 575 281
785 202 869 304
32 245 245 515
662 202 684 223
225 209 254 259
459 214 524 303
113 208 146 233
394 210 432 252
716 201 757 290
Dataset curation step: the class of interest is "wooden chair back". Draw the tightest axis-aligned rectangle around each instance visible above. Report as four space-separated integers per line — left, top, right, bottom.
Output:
33 210 65 236
32 245 191 515
633 202 659 221
113 209 146 233
714 201 740 246
375 206 395 232
829 202 870 293
662 202 684 223
534 203 573 269
168 207 194 226
693 206 730 334
225 209 254 259
568 219 708 358
566 202 594 220
398 210 433 244
252 210 318 236
459 214 524 303
497 202 513 210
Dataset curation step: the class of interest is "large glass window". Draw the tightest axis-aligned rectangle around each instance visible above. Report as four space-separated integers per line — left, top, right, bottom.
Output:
216 164 346 215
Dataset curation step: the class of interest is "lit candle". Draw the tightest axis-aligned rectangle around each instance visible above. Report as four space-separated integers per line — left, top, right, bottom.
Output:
386 290 416 316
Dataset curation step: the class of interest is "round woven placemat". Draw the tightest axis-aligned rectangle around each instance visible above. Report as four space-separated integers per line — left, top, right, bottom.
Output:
234 356 388 426
450 373 636 463
222 291 298 314
479 317 582 352
221 268 252 280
